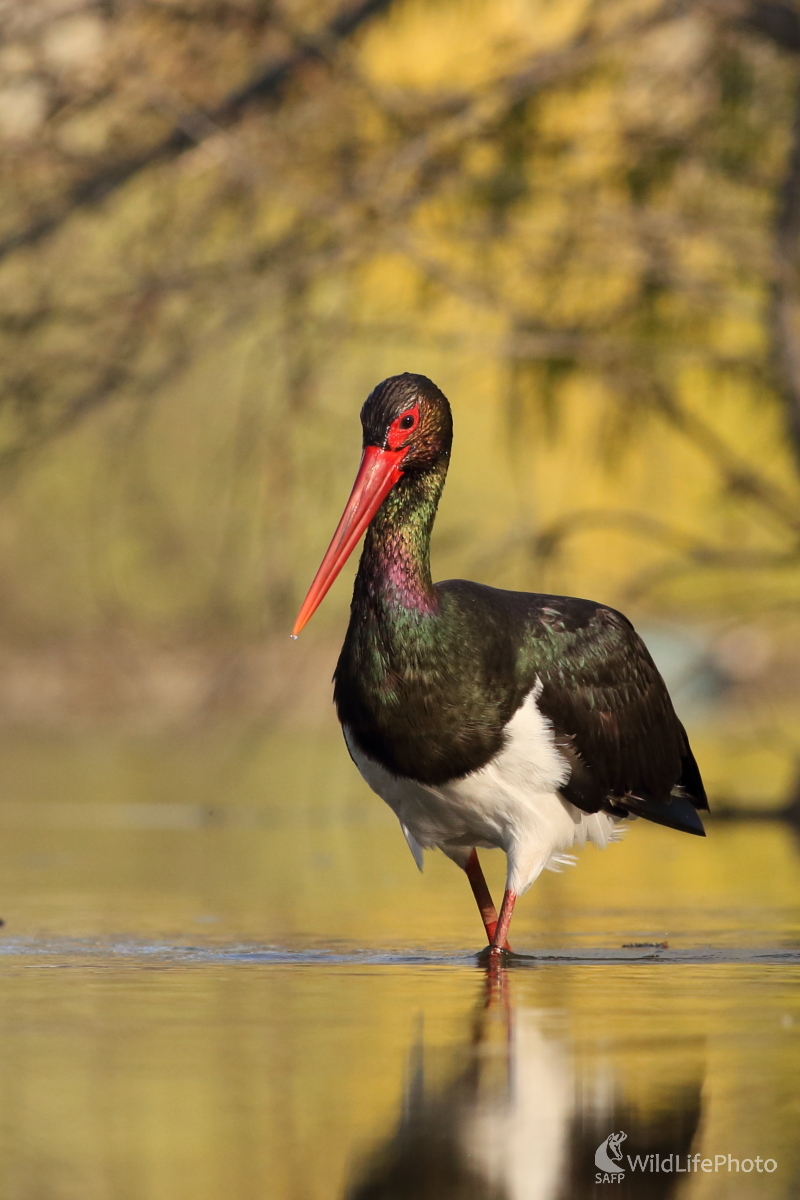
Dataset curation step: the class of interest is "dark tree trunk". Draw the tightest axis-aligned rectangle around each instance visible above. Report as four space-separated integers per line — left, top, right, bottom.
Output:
770 74 800 469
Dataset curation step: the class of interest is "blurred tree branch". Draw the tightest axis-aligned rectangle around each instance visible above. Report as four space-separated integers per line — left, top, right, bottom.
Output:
648 380 800 534
532 507 799 566
4 0 800 638
770 66 800 464
0 0 398 264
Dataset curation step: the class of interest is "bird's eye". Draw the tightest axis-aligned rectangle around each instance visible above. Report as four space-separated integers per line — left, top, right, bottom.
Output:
386 404 420 449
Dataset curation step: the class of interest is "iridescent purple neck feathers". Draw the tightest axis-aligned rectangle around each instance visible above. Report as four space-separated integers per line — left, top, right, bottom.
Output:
353 464 446 620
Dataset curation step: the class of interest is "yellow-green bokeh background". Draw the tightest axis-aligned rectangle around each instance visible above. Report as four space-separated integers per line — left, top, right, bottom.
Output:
0 3 799 1196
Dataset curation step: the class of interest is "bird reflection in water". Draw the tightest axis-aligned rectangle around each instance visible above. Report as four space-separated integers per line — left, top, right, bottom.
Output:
345 969 702 1200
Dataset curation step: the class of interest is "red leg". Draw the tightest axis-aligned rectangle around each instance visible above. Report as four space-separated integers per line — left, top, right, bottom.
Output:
464 849 512 951
489 887 517 957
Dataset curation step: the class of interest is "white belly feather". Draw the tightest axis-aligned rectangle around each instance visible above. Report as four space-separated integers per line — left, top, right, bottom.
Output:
343 681 624 895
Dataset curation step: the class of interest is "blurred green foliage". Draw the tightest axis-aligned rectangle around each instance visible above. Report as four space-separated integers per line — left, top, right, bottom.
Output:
0 0 799 795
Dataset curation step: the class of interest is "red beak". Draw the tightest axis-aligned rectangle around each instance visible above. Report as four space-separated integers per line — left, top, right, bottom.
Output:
292 445 407 636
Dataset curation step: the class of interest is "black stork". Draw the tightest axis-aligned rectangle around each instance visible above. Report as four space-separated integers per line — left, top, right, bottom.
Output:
293 374 707 957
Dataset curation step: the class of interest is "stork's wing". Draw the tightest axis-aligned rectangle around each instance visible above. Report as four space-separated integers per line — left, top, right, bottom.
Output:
522 600 708 836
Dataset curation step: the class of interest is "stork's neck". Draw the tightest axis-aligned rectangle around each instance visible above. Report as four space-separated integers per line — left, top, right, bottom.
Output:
352 462 446 620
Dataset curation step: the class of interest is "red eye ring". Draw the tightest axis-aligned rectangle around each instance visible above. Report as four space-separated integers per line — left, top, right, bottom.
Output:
386 405 419 450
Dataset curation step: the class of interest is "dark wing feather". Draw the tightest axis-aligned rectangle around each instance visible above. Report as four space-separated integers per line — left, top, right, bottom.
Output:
517 598 708 836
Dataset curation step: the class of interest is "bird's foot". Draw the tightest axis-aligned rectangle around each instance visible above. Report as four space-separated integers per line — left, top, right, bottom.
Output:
476 943 514 965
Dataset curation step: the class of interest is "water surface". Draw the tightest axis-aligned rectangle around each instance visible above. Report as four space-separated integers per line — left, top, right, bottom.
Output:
0 728 796 1198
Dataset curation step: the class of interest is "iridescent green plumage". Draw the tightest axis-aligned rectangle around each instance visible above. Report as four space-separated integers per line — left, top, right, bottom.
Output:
334 373 707 835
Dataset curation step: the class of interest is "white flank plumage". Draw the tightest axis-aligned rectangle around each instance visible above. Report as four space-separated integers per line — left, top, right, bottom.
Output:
344 680 625 895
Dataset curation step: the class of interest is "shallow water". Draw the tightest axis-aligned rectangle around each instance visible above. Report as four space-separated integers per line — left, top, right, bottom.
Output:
0 728 797 1198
